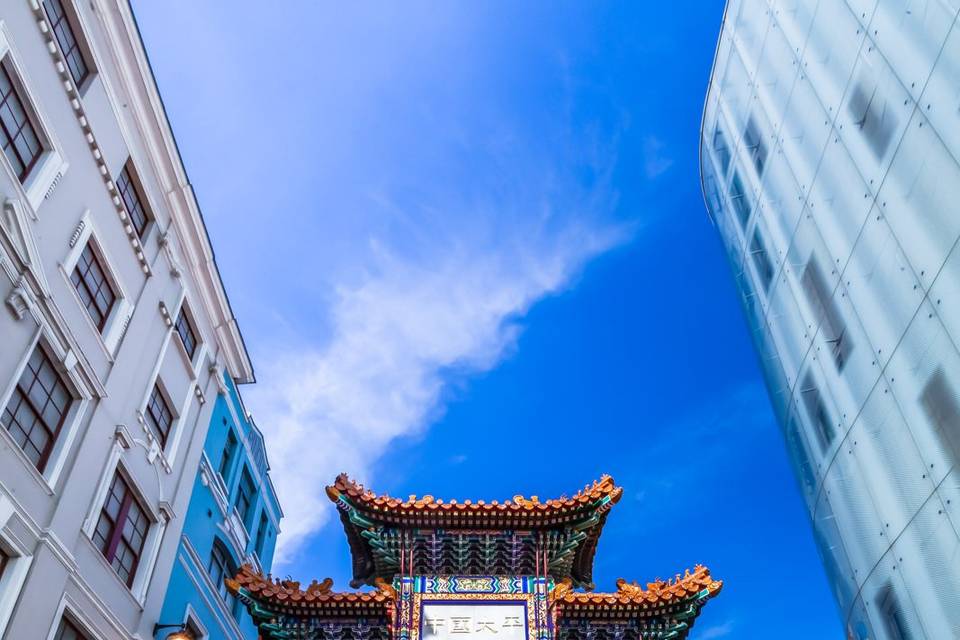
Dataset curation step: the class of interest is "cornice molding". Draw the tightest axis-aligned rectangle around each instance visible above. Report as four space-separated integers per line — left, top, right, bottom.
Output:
88 0 254 382
26 0 152 276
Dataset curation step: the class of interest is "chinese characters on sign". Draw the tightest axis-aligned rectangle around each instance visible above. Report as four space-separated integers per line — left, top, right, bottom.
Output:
422 604 527 640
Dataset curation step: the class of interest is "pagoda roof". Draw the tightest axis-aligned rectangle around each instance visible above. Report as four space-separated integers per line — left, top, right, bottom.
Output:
227 564 395 616
327 474 623 522
228 564 723 640
553 565 723 615
327 474 623 587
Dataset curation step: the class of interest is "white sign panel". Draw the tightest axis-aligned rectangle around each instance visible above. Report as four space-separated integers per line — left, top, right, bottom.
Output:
421 603 528 640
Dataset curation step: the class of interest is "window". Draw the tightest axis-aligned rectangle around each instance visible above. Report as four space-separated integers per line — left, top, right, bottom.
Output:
255 511 269 555
144 384 174 447
743 115 768 176
729 170 751 227
208 539 237 613
184 618 205 640
879 584 912 640
0 548 7 582
0 62 43 182
749 229 775 291
1 345 73 471
920 369 960 461
802 257 853 371
42 0 90 88
175 307 198 360
712 126 731 174
219 429 237 482
116 162 151 239
848 79 897 159
92 471 149 587
53 617 91 640
235 468 255 529
801 372 835 452
70 243 116 332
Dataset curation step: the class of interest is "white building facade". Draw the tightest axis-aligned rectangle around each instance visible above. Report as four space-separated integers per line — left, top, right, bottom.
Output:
0 0 254 638
700 1 960 638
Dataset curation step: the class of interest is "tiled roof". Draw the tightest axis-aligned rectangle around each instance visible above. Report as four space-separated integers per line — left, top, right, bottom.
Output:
328 474 623 587
554 565 723 610
226 564 394 612
326 473 623 524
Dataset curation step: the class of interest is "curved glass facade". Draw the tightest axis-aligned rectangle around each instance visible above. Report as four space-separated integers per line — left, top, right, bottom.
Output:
700 1 960 638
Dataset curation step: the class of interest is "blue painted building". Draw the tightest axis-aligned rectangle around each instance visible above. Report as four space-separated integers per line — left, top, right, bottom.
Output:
154 373 282 639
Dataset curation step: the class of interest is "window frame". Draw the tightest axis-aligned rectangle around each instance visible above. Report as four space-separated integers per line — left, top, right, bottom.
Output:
255 510 269 556
879 584 912 640
712 124 731 175
219 428 238 484
801 256 853 372
0 24 67 211
70 241 118 333
742 114 768 178
143 382 175 448
174 304 200 361
52 615 91 640
183 612 208 640
847 75 897 160
41 0 95 92
0 60 44 182
43 599 102 640
728 169 752 228
800 371 835 453
115 160 153 240
234 467 256 530
208 538 238 614
61 214 134 356
0 342 75 473
91 469 151 588
920 369 960 461
749 227 775 292
0 518 33 640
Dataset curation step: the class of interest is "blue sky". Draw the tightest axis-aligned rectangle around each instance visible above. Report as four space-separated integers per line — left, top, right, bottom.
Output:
134 2 840 637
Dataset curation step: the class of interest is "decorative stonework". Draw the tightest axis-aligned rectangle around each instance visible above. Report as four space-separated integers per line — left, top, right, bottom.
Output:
209 363 229 396
158 300 173 327
27 0 152 276
114 424 133 450
43 169 63 200
158 230 183 278
6 280 30 320
68 219 85 248
135 410 173 474
158 501 175 523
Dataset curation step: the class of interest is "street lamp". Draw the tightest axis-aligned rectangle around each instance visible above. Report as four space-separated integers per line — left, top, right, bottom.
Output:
153 623 194 640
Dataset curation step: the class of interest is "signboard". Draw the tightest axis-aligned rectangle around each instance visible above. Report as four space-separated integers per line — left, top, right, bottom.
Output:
421 603 528 640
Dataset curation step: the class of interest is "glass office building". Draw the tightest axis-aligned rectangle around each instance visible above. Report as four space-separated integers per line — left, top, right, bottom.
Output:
700 1 960 638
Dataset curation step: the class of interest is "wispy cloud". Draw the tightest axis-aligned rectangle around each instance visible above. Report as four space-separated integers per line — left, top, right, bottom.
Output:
643 136 674 179
250 212 629 562
697 621 735 639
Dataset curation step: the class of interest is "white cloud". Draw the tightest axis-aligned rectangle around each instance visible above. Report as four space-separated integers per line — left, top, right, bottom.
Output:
248 218 628 563
697 621 734 639
643 136 674 179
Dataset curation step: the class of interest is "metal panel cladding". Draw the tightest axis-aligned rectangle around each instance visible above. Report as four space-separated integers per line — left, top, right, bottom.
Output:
700 1 960 638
